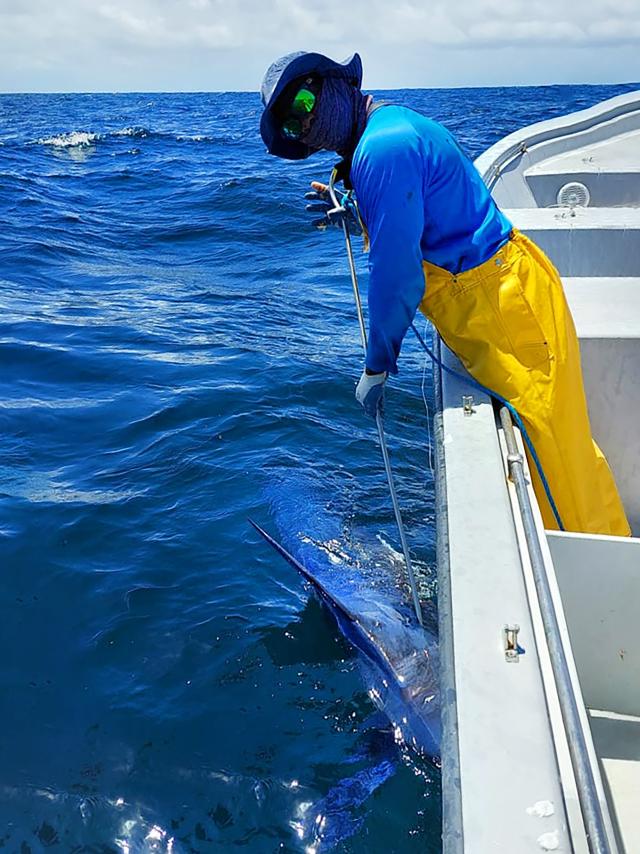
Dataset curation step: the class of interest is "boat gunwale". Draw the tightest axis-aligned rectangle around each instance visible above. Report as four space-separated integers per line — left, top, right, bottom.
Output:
474 90 640 190
434 334 464 854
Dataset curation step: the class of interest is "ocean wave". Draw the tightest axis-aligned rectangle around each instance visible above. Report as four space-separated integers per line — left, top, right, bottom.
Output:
174 133 217 143
35 128 147 148
111 126 150 139
34 127 223 149
38 131 100 148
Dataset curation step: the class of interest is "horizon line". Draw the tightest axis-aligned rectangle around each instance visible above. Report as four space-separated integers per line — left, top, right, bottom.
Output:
0 80 639 97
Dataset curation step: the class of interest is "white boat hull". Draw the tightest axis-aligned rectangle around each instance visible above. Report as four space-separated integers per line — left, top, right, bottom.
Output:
438 90 640 853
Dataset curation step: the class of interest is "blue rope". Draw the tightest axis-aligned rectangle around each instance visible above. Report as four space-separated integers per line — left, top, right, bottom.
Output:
410 322 565 532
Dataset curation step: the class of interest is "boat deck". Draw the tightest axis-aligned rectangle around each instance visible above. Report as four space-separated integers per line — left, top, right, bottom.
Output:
589 710 640 854
526 129 640 175
562 276 640 534
441 90 640 854
563 277 640 338
524 128 640 208
504 208 640 276
505 206 640 229
476 90 640 213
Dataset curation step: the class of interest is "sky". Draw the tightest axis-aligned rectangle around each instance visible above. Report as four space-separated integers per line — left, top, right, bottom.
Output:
1 0 639 92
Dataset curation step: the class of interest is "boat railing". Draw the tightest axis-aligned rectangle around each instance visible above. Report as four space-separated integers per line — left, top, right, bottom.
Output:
500 406 615 854
475 90 640 192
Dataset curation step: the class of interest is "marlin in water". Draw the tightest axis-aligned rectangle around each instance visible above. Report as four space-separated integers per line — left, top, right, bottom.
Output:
250 520 440 757
250 481 440 848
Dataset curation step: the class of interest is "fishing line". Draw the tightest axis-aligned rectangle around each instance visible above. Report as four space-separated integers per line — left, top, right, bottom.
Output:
328 167 424 626
410 321 565 532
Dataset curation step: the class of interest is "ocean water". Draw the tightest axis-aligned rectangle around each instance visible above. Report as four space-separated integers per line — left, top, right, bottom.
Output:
0 81 637 853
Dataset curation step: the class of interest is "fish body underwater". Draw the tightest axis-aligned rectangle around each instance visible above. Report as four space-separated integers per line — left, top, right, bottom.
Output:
253 476 440 849
251 520 440 761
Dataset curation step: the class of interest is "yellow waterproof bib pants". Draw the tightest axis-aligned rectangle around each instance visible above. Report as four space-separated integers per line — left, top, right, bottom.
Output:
419 229 630 537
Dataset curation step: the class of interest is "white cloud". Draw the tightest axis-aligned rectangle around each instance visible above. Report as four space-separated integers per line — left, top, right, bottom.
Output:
588 18 640 41
468 19 586 45
96 3 238 48
0 0 638 90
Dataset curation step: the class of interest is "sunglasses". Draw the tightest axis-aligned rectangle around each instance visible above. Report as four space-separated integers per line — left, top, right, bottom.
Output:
281 79 319 141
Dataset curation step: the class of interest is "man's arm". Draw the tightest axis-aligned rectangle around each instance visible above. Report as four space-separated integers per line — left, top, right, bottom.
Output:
353 130 427 375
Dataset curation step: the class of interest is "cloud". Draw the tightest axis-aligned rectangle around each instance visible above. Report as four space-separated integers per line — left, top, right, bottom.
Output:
0 0 638 90
588 18 640 41
468 19 586 45
97 2 240 49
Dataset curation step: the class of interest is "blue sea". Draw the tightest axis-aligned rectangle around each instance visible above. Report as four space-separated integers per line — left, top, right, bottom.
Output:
0 82 637 853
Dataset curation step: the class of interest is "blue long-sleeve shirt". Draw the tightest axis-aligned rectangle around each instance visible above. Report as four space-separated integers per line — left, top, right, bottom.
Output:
350 105 512 374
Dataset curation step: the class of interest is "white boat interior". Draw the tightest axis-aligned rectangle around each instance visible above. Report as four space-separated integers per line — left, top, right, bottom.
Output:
437 91 640 853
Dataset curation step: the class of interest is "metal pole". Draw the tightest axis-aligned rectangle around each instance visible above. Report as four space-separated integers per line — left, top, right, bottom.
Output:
328 171 424 627
500 406 612 854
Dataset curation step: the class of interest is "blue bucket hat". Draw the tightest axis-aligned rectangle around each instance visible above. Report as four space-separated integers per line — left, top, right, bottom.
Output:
260 51 363 160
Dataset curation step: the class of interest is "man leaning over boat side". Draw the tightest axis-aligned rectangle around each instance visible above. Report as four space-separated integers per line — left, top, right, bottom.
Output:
258 51 631 538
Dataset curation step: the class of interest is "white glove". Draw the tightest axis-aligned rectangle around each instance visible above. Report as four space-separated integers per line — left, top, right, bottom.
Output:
355 370 387 418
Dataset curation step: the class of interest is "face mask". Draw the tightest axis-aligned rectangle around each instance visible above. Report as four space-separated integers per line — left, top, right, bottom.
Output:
302 77 369 156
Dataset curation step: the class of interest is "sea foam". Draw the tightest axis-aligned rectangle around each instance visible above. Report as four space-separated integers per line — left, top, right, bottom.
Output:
111 126 150 138
38 131 100 148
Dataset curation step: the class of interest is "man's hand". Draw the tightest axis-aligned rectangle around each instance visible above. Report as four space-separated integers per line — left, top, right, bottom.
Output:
304 181 363 235
355 370 387 418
